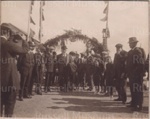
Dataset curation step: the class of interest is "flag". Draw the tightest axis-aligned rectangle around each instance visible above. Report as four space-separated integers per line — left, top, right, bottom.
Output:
30 16 36 25
43 1 45 6
103 4 108 14
31 0 34 5
30 28 35 37
106 28 110 38
100 15 107 22
104 1 109 4
42 9 45 21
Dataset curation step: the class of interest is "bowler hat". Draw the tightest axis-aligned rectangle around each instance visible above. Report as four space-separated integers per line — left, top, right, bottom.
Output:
128 37 138 43
115 43 123 48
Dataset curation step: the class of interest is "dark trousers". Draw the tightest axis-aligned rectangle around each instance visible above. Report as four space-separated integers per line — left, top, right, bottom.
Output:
59 66 68 88
35 67 44 93
129 75 143 107
78 72 85 88
28 74 35 95
19 66 33 98
1 90 16 117
45 72 53 90
115 79 127 102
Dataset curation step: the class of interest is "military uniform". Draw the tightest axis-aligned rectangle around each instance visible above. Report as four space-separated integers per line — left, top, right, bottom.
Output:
45 52 54 92
1 35 29 117
34 52 45 95
18 51 34 100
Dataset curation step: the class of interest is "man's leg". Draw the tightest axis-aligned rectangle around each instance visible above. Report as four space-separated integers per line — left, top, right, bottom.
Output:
4 90 16 117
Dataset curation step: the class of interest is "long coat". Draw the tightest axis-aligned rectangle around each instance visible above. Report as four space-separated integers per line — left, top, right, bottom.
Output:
1 37 29 90
126 47 145 81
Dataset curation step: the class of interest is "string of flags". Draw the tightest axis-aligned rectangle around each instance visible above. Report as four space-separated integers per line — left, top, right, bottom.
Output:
101 1 110 38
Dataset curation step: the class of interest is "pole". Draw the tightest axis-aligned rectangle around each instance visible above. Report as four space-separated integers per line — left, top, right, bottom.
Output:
27 1 32 41
39 1 42 43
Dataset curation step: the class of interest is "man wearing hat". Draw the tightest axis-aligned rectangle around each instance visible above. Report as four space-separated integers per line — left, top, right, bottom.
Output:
113 43 127 103
126 37 145 111
44 46 54 93
18 41 35 101
57 45 69 91
1 33 29 117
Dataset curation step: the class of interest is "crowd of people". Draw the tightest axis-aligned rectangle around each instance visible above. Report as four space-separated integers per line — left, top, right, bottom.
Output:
1 31 149 117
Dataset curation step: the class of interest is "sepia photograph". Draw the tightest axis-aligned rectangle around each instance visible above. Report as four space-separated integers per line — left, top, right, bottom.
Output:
0 0 149 118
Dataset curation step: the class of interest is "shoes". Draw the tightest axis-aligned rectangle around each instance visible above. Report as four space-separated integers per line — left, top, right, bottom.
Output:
114 98 122 101
126 105 134 108
19 97 23 101
23 95 31 99
132 107 143 112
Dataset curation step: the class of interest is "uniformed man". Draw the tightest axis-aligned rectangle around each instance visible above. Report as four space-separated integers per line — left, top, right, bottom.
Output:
1 33 29 117
18 41 35 101
57 45 69 92
45 46 54 93
113 44 127 104
126 37 145 111
34 48 45 95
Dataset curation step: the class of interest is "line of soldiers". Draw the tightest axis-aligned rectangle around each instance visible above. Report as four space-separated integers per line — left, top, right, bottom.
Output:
1 31 149 117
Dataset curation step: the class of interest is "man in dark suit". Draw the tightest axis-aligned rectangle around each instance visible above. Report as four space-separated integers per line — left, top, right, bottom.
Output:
45 46 54 93
1 33 29 117
57 45 69 92
18 41 35 101
77 53 86 89
113 44 127 104
126 37 145 111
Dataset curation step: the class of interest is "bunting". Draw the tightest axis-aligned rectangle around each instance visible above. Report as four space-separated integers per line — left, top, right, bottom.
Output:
30 28 35 37
100 15 107 22
42 9 45 21
103 4 108 14
30 16 36 25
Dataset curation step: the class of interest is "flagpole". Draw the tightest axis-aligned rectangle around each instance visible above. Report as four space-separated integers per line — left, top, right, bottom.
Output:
27 1 32 41
39 1 42 43
106 1 109 30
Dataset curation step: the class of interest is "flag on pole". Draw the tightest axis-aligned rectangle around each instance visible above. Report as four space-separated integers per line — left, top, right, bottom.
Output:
104 1 109 4
100 15 107 22
106 28 110 38
31 0 34 5
30 16 36 25
103 4 108 14
42 9 45 21
30 28 35 37
43 1 45 6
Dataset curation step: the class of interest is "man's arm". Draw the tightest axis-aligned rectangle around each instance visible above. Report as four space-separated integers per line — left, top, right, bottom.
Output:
7 40 29 55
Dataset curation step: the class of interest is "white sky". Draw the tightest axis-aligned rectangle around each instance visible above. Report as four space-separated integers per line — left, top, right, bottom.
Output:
1 1 149 58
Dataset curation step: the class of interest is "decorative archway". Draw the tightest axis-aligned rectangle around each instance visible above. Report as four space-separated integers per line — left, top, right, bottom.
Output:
44 29 104 54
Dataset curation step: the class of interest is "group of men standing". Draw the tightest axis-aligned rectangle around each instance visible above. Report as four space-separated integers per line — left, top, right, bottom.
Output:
0 31 149 117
